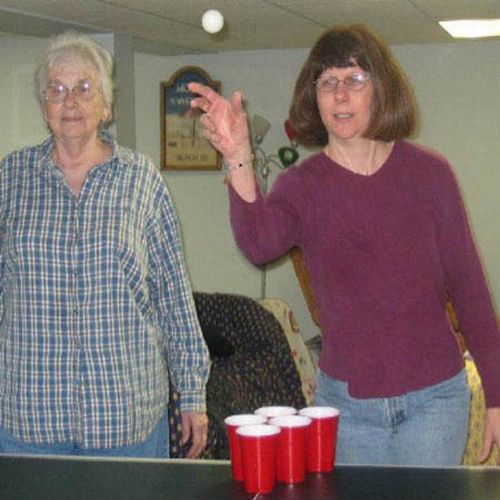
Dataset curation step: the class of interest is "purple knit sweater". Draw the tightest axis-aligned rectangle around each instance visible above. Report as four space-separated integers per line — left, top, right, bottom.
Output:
229 140 500 407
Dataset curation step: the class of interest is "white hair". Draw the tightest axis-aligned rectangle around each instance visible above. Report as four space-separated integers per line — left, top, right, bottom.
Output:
35 31 114 122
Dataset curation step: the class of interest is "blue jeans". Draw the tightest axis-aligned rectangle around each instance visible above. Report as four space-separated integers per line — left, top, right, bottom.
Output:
0 412 169 458
315 369 470 466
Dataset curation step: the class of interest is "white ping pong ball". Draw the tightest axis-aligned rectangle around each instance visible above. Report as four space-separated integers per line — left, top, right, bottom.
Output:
201 9 224 34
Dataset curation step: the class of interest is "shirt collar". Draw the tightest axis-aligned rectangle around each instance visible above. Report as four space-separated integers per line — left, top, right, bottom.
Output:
37 128 133 174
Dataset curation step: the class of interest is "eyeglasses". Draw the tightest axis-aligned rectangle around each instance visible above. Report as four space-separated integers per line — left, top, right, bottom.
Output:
314 73 372 93
43 80 101 103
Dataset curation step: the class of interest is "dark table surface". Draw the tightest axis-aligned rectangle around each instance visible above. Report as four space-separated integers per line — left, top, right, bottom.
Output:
1 455 499 500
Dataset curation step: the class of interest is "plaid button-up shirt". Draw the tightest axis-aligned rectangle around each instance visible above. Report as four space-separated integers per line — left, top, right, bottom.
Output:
0 132 209 449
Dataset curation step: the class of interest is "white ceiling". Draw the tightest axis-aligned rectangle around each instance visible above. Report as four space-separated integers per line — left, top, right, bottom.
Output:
0 0 499 55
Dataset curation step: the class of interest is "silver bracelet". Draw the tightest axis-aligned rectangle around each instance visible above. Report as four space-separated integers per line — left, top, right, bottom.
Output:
222 155 255 172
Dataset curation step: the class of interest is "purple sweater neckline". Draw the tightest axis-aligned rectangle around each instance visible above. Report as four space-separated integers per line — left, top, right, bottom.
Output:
319 141 399 180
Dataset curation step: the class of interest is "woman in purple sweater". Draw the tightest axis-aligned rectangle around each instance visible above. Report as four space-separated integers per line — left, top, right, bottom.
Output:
189 24 500 465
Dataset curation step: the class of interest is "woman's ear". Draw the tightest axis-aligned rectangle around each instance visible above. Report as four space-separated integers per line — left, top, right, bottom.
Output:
102 106 112 126
42 106 51 130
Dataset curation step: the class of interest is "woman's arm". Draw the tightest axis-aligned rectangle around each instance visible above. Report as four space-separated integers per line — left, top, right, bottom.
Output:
190 82 303 264
432 160 500 462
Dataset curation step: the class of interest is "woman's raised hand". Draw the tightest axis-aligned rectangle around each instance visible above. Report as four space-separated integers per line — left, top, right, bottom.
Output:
188 82 252 163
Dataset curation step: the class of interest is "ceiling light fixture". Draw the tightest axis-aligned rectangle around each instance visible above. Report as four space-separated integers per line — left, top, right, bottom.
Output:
439 19 500 39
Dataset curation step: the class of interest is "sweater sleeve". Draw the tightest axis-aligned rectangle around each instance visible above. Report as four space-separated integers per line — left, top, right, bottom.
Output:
433 161 500 407
228 167 305 265
147 173 210 413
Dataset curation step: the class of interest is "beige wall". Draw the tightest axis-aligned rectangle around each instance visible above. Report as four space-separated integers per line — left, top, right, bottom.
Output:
0 35 47 158
1 34 498 341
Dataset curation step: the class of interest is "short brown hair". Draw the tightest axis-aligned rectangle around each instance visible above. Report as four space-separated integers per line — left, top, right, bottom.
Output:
289 24 418 147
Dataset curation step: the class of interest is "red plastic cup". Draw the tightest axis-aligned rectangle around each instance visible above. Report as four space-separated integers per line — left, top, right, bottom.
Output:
299 406 340 473
254 406 297 420
236 424 281 494
224 414 267 481
269 415 312 484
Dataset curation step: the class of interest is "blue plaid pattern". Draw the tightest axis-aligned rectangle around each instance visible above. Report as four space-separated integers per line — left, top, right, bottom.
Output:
0 131 209 449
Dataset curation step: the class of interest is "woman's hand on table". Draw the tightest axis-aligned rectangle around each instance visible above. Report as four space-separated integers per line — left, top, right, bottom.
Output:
481 407 500 464
181 411 209 459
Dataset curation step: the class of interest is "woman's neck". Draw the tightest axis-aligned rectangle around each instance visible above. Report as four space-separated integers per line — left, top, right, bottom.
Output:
53 135 110 172
52 135 111 195
325 139 394 176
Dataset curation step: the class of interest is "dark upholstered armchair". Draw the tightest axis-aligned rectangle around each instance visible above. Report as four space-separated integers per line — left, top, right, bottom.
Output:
169 292 307 459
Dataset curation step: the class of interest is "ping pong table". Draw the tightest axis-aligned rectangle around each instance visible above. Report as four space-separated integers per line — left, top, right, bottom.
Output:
1 455 499 499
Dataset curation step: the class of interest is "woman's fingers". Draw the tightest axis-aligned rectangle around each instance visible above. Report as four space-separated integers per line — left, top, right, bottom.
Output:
190 96 211 113
188 81 216 99
199 114 222 144
188 82 221 110
199 113 216 132
200 114 220 142
189 82 249 156
230 91 245 115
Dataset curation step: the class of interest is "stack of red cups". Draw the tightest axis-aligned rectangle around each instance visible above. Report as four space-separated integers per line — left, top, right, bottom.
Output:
224 405 340 494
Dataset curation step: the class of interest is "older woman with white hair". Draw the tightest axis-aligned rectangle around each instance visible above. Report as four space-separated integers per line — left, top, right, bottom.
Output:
0 32 209 458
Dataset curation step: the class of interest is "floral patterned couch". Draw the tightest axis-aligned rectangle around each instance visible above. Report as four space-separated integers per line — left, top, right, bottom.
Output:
461 355 499 465
259 298 316 405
